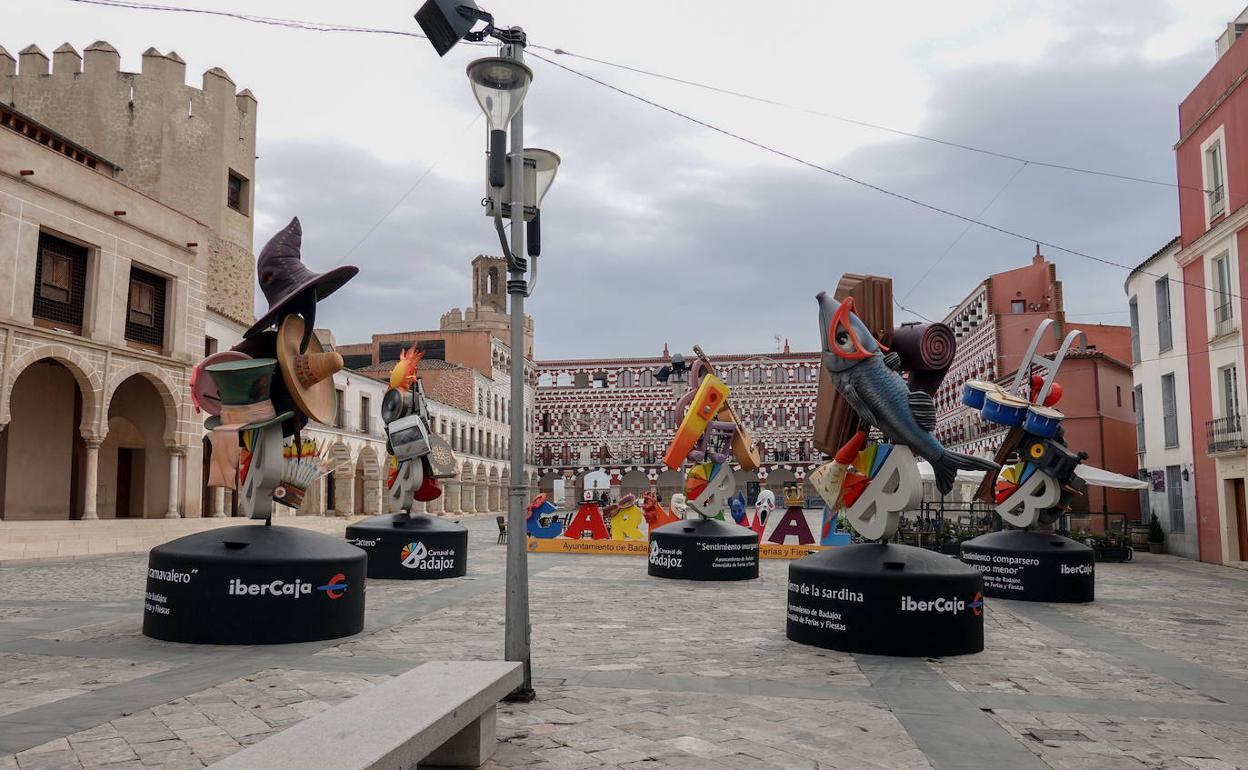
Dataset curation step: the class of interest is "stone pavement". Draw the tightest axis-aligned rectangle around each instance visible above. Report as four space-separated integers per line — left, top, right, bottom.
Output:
0 516 382 564
0 518 1247 769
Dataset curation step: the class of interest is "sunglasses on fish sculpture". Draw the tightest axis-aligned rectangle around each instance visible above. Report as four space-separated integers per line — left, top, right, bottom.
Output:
827 296 881 361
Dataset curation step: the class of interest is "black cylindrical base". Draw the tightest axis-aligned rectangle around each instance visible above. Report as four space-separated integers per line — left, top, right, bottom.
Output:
960 530 1094 602
345 513 468 580
648 518 759 581
787 543 984 657
143 525 366 645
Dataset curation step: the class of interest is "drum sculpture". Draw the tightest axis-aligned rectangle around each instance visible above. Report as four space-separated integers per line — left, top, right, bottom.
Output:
960 320 1096 602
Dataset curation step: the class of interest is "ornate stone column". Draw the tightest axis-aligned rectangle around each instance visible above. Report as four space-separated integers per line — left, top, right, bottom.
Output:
445 481 461 513
165 447 183 519
476 483 489 512
82 437 102 520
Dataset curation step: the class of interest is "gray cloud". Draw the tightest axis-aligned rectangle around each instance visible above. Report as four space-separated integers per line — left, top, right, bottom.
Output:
256 12 1207 361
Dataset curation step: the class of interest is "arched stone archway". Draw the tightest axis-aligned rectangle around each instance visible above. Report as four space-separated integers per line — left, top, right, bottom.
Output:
474 464 489 512
763 467 798 505
488 466 501 511
1 345 101 437
1 358 95 519
456 460 473 513
328 441 353 516
443 478 460 514
100 375 174 519
655 469 683 505
356 446 382 515
619 469 649 498
103 362 181 446
733 467 761 506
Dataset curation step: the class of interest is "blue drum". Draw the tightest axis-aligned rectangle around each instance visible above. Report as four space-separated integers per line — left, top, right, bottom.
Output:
1023 405 1063 438
961 380 1000 410
982 392 1028 427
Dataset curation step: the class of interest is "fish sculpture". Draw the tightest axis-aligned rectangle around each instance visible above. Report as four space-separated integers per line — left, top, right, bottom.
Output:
817 292 998 495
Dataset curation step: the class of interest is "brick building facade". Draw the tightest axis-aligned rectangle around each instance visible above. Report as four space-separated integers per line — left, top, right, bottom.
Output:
533 344 820 504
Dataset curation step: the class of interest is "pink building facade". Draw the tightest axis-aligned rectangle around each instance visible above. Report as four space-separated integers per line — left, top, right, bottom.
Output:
1173 20 1248 565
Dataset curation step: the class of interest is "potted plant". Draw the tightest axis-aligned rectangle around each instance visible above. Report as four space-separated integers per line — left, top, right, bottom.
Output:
1147 515 1165 554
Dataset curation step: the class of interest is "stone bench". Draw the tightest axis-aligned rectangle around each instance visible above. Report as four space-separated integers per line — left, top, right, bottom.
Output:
211 661 522 769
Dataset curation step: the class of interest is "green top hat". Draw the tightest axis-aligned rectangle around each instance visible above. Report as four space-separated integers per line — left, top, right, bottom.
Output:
203 358 294 431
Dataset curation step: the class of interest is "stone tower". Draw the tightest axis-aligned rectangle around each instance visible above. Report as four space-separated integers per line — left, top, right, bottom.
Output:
440 254 534 357
0 42 258 325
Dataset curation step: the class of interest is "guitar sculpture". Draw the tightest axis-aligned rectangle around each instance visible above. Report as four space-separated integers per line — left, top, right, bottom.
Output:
662 347 759 520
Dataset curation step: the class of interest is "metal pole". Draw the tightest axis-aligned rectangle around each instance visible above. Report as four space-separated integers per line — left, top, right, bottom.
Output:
503 29 535 701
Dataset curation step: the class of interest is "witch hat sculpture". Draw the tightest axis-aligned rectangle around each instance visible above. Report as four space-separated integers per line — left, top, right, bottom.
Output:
145 218 367 646
193 218 358 519
245 217 358 352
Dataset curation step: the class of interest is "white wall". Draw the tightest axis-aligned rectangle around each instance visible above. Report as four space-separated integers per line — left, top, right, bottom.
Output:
1127 242 1198 558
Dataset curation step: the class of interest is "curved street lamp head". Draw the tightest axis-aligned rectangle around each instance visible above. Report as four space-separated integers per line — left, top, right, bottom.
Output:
523 148 560 207
466 57 533 130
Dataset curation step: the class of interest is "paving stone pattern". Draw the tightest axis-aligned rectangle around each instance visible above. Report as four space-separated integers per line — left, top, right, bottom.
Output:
1 517 1247 769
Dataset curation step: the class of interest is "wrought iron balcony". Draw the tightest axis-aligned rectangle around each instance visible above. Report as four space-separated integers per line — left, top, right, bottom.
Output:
1215 301 1236 337
1207 414 1247 454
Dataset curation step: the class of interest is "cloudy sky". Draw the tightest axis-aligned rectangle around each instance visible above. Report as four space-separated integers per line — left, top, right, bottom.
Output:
9 0 1238 358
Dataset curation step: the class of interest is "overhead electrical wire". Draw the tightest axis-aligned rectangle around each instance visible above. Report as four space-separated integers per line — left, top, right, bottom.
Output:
527 50 1240 305
899 160 1029 305
68 0 1213 198
65 0 1241 305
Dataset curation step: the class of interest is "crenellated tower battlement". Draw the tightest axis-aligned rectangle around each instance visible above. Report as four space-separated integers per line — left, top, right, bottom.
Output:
0 42 258 324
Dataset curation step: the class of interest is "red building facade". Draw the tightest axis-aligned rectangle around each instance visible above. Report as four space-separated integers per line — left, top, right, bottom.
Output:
1174 22 1248 564
932 250 1137 518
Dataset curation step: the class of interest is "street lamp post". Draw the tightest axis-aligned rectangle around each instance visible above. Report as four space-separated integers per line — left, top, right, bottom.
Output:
502 34 534 701
452 6 557 700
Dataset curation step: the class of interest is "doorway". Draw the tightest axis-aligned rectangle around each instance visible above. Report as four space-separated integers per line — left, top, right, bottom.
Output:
1235 478 1248 562
116 448 135 518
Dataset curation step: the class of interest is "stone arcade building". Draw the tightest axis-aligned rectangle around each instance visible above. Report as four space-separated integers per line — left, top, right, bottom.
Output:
0 42 259 520
341 255 540 515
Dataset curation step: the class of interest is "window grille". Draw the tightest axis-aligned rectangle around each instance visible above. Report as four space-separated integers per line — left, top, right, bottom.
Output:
124 266 167 349
33 232 88 333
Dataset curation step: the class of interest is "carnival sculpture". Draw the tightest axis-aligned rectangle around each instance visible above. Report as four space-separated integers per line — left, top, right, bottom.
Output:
145 218 366 645
344 347 468 580
786 284 995 657
648 346 763 580
959 319 1098 602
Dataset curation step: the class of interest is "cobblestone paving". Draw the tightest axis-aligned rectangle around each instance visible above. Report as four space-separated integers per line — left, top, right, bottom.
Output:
1 518 1247 769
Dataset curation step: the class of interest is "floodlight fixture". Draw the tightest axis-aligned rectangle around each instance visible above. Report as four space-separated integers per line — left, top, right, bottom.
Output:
414 0 493 57
467 57 533 188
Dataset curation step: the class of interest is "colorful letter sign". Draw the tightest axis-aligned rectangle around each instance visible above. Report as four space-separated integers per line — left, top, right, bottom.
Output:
766 506 816 545
526 494 563 538
564 501 610 540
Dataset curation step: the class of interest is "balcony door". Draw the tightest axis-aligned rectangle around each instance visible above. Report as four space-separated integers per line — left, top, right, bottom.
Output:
1222 365 1240 420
